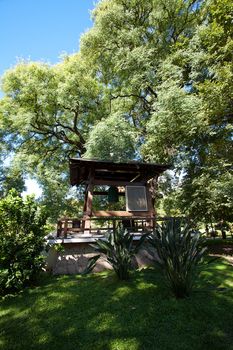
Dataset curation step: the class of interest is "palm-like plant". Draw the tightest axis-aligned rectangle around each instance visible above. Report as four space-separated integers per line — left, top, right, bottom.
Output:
149 219 207 298
92 228 148 280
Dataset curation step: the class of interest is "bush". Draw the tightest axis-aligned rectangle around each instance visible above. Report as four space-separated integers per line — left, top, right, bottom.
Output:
149 219 207 298
92 228 148 280
0 190 47 294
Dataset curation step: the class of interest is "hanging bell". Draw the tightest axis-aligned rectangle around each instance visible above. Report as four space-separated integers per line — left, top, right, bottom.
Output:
108 186 119 203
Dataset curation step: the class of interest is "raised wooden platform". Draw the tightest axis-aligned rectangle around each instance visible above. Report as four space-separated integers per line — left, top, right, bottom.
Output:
48 231 145 244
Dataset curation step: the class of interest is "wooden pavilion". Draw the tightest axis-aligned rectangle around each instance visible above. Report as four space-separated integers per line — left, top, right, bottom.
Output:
57 158 169 238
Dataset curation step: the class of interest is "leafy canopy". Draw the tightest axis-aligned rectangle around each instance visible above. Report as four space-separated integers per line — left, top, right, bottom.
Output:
0 0 232 223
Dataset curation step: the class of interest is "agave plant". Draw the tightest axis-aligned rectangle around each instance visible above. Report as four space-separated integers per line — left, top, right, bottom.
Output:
149 219 207 298
91 228 148 280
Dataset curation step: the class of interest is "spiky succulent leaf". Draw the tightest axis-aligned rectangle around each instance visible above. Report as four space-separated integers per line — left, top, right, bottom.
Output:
149 219 207 298
92 227 148 280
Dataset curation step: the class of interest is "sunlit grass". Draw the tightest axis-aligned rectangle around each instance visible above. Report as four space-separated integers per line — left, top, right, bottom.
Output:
0 260 232 350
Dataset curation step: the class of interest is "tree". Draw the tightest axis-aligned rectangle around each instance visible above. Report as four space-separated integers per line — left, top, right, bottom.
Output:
0 165 25 198
0 190 47 294
0 55 106 157
81 0 232 223
172 0 233 223
81 0 232 224
84 112 137 161
81 0 202 147
0 54 107 215
0 0 232 224
0 127 25 197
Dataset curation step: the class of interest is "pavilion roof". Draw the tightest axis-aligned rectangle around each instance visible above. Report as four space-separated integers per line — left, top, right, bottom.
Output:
69 158 170 186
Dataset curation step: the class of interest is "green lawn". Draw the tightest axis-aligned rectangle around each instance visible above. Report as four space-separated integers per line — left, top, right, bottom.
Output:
0 260 233 350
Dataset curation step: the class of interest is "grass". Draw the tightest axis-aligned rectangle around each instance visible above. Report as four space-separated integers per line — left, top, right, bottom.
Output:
0 260 233 350
204 238 233 246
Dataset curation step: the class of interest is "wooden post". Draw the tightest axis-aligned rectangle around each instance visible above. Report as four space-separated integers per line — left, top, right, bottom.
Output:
83 168 94 234
82 185 88 213
146 184 155 230
151 176 158 229
81 188 87 232
113 219 116 233
81 167 95 235
57 220 61 237
84 184 93 234
63 218 68 238
86 184 94 216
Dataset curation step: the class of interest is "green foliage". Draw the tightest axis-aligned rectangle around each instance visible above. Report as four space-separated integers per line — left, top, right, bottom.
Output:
149 220 207 298
81 0 232 224
0 190 47 294
82 254 101 275
0 55 106 218
0 165 25 198
0 0 232 224
92 228 148 280
84 112 136 161
53 243 65 253
1 55 104 158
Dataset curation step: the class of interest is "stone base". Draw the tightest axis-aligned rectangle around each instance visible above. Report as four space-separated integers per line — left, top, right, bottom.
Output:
46 242 158 275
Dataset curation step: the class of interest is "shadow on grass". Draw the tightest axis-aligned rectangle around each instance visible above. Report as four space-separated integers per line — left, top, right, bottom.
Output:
0 260 232 350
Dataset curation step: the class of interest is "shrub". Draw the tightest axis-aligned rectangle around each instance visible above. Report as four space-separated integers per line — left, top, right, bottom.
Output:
92 228 148 280
149 219 207 298
0 190 47 294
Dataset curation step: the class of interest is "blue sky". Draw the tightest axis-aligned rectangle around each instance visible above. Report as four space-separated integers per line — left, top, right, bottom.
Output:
0 0 96 196
0 0 95 77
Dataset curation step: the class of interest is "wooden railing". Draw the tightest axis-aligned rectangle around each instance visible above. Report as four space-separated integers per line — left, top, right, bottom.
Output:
57 216 156 238
57 216 186 238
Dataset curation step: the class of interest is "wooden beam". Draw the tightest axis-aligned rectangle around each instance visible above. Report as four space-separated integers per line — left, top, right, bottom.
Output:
92 180 146 186
92 210 155 218
93 191 125 196
93 191 108 196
